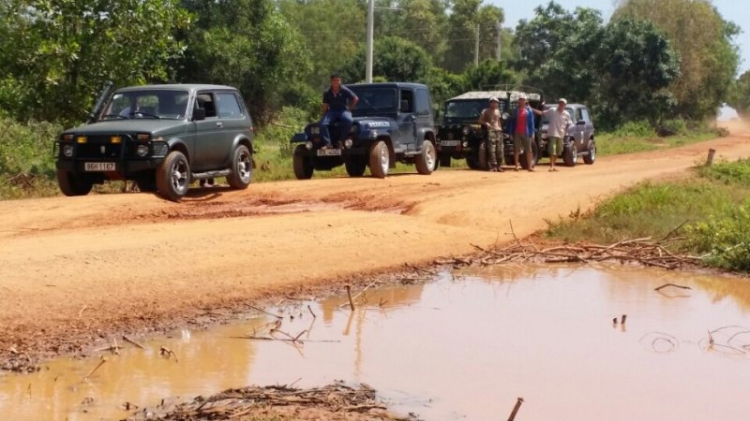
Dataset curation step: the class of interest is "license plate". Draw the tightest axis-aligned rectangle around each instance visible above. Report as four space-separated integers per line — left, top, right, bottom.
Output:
84 162 116 172
317 149 342 157
441 140 460 147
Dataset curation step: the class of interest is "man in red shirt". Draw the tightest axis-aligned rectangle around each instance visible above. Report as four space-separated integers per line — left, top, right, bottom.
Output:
508 95 536 172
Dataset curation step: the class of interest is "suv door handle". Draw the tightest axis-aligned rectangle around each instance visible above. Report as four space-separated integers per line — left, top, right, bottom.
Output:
216 122 224 128
410 115 417 121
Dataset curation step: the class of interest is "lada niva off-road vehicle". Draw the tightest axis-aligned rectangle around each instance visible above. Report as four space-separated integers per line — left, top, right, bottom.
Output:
55 83 254 201
290 83 438 179
537 103 597 166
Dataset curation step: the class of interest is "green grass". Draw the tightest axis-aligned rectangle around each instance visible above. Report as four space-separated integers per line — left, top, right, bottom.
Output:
546 158 750 272
596 132 716 156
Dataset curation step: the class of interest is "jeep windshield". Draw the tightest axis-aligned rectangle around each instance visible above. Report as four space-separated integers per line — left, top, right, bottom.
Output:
444 100 499 120
101 90 190 120
349 86 397 116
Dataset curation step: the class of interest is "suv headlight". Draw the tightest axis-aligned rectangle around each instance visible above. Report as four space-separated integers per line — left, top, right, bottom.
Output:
462 126 471 136
305 141 313 150
344 138 353 149
62 145 74 158
136 144 149 157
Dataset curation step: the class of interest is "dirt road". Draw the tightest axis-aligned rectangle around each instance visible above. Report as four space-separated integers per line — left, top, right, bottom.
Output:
1 134 749 364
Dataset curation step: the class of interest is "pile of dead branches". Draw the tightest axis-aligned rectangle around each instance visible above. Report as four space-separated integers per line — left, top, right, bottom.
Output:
440 237 704 271
123 381 417 421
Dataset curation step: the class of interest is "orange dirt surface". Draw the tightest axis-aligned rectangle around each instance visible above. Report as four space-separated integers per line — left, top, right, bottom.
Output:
1 134 750 366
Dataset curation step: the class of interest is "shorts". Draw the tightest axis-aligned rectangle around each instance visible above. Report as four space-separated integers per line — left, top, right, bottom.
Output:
513 133 531 153
548 136 563 156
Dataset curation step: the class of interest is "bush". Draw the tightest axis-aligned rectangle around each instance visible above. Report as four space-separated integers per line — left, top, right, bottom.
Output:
609 120 655 137
698 158 750 186
0 117 61 176
253 107 311 159
688 201 750 272
658 118 689 136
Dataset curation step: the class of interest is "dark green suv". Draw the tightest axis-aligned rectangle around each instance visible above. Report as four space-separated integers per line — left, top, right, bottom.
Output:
55 84 254 201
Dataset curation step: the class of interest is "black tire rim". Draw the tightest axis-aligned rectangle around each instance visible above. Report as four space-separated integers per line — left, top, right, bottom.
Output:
237 150 252 182
171 158 189 193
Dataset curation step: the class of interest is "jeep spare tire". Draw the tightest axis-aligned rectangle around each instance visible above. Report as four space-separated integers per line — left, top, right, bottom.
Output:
226 144 253 189
477 141 490 171
156 150 191 201
369 140 389 178
415 140 436 175
293 144 314 180
56 169 93 196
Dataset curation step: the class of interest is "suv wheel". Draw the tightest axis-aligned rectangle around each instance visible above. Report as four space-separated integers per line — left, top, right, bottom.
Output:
369 140 389 178
293 144 314 179
563 143 578 167
478 141 490 171
583 140 596 165
226 145 253 189
415 140 436 175
156 150 190 201
345 156 367 177
56 169 93 196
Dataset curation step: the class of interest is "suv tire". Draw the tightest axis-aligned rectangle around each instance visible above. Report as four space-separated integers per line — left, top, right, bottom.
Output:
583 140 596 165
369 140 389 178
478 141 490 171
345 156 367 177
293 144 314 180
563 143 578 167
415 140 436 175
156 150 191 201
56 169 93 196
226 144 253 189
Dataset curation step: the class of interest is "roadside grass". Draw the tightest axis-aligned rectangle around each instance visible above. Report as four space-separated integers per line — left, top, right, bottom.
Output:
596 132 716 156
546 158 750 272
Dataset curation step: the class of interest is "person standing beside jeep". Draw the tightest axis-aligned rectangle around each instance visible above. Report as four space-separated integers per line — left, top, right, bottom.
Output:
508 95 536 172
542 98 571 172
319 74 358 149
478 97 504 172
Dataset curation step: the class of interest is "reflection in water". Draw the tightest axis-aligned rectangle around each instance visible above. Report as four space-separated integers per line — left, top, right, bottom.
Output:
1 265 749 421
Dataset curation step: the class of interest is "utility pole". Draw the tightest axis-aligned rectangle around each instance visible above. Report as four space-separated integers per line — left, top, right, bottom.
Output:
474 24 480 66
496 21 502 61
366 0 374 83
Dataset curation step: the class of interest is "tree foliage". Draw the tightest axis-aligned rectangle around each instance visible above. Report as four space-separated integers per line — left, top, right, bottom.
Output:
728 70 750 119
340 36 433 83
614 0 740 119
0 0 190 124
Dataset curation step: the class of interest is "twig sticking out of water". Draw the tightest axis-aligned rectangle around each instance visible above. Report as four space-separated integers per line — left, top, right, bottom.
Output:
122 335 145 350
507 397 525 421
655 283 692 292
307 305 317 319
345 285 355 311
247 305 284 319
621 314 627 325
82 358 107 381
159 347 178 362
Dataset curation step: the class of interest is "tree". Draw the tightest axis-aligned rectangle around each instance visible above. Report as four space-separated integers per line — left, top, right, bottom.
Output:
443 0 481 72
0 0 190 124
593 19 681 129
176 0 310 122
341 36 433 83
462 60 517 91
614 0 740 119
728 71 750 119
513 1 604 104
477 4 504 62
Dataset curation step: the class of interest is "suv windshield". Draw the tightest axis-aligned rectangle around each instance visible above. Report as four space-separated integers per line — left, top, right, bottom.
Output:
349 86 398 116
540 105 575 124
101 90 190 120
444 100 499 119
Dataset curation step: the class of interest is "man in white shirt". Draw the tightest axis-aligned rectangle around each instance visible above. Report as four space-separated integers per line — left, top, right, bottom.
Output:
542 99 571 172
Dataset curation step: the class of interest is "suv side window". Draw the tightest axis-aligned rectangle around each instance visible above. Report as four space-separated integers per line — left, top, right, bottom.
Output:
399 89 414 113
216 92 243 119
581 108 592 123
415 89 431 116
196 92 218 118
574 108 583 123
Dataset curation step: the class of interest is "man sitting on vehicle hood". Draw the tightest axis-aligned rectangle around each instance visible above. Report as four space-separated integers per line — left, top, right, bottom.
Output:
319 74 359 149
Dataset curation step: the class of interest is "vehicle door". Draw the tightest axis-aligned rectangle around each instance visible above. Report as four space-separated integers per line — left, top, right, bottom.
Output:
414 88 433 149
397 88 417 152
192 91 232 171
215 90 248 162
580 107 595 145
570 107 585 151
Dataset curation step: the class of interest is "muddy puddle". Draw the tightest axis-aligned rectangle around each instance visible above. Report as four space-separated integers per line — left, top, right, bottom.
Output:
2 265 750 420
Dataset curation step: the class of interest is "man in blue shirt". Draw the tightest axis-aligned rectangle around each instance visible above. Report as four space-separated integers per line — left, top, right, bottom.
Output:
319 74 358 148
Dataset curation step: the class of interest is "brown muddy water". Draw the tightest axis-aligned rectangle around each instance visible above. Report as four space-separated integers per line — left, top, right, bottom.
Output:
1 264 750 421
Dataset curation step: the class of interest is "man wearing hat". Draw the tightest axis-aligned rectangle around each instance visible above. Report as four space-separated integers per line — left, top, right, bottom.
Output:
478 96 504 172
542 99 572 171
507 94 536 171
319 73 358 149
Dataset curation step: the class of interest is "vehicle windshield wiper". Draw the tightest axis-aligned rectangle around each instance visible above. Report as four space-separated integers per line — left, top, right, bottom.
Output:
100 114 127 120
130 112 160 119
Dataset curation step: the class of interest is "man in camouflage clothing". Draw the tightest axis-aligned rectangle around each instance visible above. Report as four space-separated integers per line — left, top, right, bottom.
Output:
478 97 504 172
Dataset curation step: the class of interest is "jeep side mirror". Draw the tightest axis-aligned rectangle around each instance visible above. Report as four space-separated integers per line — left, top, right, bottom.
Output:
400 100 410 113
576 120 585 126
193 108 206 121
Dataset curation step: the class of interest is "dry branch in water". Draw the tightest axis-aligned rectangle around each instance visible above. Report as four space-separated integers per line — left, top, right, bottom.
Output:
655 283 692 291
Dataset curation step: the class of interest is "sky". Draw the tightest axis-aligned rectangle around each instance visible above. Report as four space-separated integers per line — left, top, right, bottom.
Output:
490 0 750 74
